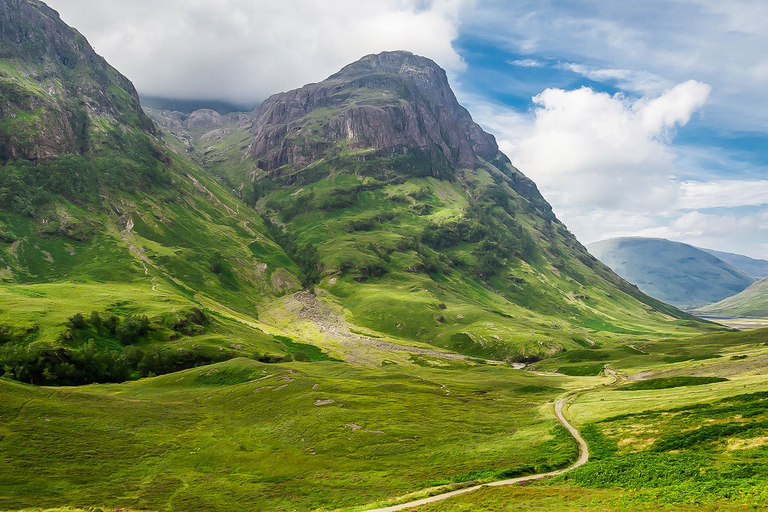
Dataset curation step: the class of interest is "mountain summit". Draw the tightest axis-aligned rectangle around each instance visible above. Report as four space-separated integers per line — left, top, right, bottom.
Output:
149 50 715 361
250 51 497 172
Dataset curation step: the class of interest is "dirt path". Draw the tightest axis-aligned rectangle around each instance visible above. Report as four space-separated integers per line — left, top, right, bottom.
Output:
362 395 589 512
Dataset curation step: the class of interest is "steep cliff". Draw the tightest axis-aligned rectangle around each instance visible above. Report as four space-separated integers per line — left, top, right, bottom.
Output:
250 51 497 172
0 0 154 162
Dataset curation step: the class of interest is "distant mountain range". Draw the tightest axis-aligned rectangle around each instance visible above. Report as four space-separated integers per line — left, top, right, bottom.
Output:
699 248 768 279
587 237 756 310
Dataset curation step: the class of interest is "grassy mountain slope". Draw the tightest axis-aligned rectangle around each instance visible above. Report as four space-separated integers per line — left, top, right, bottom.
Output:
0 0 310 384
587 237 755 310
695 277 768 318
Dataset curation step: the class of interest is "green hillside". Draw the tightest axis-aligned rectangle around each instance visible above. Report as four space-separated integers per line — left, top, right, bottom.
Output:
0 0 309 384
587 237 755 309
695 277 768 318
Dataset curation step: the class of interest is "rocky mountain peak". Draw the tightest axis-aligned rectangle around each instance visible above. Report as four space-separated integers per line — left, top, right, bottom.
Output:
0 0 155 162
329 50 450 96
250 51 497 172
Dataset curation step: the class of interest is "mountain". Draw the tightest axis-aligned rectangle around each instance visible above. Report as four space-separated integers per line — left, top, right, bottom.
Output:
700 248 768 279
249 51 498 172
1 0 714 386
0 0 305 384
695 277 768 318
587 237 755 310
149 51 716 363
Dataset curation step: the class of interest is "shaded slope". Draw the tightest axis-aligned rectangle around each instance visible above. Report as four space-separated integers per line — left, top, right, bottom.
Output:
700 248 768 279
587 237 755 310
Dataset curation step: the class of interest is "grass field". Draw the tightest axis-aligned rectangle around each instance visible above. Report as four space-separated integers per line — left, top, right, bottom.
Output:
0 359 599 512
404 327 768 511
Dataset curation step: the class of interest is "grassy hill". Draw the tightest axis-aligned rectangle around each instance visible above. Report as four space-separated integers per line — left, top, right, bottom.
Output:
587 237 755 310
695 277 768 318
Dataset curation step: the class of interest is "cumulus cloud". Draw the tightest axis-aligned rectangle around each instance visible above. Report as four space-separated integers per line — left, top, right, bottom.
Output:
508 81 709 211
45 0 472 104
464 80 768 255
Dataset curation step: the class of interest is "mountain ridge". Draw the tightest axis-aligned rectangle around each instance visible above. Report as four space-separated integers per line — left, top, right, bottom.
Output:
587 237 755 309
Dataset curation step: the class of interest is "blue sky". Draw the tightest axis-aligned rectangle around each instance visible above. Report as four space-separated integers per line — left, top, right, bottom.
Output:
453 1 768 258
46 0 768 258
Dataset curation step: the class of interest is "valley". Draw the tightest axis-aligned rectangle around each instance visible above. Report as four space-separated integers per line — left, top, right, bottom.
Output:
1 1 767 511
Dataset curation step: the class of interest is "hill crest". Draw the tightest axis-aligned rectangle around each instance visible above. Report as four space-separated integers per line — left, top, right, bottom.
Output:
588 237 755 309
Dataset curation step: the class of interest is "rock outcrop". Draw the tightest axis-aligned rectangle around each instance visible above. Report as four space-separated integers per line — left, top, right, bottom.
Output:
250 51 498 172
187 109 224 129
0 0 155 162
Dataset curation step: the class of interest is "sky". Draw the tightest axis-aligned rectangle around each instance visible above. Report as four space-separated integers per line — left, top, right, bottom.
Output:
44 0 768 259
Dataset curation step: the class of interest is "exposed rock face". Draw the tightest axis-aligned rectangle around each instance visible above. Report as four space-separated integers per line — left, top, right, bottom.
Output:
0 0 155 162
250 51 498 172
187 109 224 129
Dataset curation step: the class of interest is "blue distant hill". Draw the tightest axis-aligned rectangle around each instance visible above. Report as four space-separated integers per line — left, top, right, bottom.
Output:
588 237 755 310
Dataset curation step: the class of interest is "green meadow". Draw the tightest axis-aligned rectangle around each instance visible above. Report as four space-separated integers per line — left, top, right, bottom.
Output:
409 328 768 511
0 359 596 512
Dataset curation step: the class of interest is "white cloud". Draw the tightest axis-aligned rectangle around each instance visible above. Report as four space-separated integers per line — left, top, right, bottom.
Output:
45 0 472 104
558 63 671 94
679 180 768 209
636 80 711 136
509 59 546 68
464 80 768 256
508 82 708 212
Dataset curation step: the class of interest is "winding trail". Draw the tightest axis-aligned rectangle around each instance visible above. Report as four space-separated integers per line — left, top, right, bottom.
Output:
362 395 589 512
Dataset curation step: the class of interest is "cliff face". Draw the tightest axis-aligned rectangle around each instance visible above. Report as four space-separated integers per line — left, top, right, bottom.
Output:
0 0 154 162
250 51 498 172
